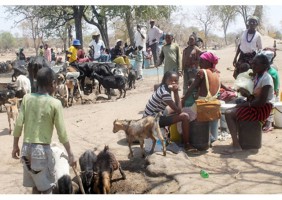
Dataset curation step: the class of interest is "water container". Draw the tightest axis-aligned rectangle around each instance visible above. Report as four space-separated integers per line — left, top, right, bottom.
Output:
220 104 237 132
274 102 282 128
238 121 262 149
169 123 182 143
189 120 210 151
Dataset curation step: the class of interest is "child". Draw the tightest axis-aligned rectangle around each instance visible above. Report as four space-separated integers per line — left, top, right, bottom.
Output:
144 71 196 151
12 67 76 194
135 45 144 80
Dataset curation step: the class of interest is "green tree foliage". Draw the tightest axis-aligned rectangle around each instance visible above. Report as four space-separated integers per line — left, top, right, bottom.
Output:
0 32 16 50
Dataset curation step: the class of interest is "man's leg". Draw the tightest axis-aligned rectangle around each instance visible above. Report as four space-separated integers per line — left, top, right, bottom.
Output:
151 43 158 66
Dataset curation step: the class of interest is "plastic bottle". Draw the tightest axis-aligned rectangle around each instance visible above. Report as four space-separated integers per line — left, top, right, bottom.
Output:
200 170 209 178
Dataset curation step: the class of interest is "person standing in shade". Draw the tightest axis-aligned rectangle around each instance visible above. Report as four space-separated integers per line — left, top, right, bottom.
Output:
43 43 52 62
147 19 163 67
134 24 146 68
157 33 182 76
89 32 109 62
66 39 81 65
233 16 262 79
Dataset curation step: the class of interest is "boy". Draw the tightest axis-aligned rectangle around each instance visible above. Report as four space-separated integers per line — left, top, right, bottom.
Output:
135 45 144 80
12 67 76 194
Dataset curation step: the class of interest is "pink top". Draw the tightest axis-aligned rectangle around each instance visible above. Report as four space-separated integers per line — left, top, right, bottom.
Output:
44 48 51 62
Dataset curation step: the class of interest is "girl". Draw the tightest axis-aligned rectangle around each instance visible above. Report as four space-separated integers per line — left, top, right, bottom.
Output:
144 71 194 150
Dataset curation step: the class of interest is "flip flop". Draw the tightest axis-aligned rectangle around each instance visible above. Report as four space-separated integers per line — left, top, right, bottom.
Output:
263 126 274 133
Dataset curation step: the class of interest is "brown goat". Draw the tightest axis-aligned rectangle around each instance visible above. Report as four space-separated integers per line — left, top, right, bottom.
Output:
5 97 21 134
93 145 126 194
55 73 69 108
113 113 166 158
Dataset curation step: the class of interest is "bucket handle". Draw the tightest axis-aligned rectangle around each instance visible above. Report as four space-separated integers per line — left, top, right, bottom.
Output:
275 107 282 114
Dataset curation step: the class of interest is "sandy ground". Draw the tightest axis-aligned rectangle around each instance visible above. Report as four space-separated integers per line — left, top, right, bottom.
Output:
0 36 282 195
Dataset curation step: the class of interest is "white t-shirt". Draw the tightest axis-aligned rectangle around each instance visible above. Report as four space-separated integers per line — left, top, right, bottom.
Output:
253 72 274 103
134 29 146 49
89 40 105 59
147 26 163 46
239 30 262 53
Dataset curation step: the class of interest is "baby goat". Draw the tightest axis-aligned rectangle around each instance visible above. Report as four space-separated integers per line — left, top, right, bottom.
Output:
113 113 166 158
5 97 21 134
93 145 126 194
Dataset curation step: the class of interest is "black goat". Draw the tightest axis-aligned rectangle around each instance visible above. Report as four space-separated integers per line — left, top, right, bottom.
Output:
127 69 137 89
0 89 16 112
79 150 97 194
91 72 126 100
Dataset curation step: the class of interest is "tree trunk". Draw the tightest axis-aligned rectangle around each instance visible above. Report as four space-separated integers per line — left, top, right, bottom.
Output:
125 9 135 45
72 6 84 49
253 5 265 34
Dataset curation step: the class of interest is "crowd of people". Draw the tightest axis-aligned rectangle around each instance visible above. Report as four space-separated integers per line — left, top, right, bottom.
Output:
9 15 281 194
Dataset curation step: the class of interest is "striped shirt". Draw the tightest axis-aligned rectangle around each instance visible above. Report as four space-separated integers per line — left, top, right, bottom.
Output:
144 84 172 117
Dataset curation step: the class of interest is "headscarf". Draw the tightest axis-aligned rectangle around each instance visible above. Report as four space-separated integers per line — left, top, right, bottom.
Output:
200 52 219 70
257 50 274 63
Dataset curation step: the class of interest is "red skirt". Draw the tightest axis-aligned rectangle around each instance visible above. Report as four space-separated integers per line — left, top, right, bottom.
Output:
236 103 273 122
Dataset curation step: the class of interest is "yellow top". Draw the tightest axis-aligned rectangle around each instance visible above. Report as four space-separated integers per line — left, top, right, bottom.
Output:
67 45 78 63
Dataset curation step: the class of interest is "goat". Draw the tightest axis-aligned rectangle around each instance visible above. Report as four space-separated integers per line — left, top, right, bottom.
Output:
78 150 97 194
55 73 69 108
0 89 15 112
91 72 126 100
93 145 126 194
5 97 21 134
113 113 166 158
127 69 137 89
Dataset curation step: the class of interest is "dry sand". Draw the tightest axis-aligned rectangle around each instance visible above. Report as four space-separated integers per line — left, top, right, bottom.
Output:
0 36 281 195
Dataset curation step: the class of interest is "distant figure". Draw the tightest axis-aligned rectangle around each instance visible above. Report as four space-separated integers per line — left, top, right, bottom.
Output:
66 39 81 65
235 36 240 51
51 48 56 61
39 45 44 56
273 40 277 49
43 43 51 62
146 19 163 67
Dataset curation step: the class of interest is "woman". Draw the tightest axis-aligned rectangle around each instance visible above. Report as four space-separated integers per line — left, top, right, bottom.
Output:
143 71 194 150
233 16 262 78
182 34 202 95
224 54 274 154
182 51 221 144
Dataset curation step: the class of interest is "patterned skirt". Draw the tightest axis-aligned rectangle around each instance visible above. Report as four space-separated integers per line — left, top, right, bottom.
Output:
236 103 273 123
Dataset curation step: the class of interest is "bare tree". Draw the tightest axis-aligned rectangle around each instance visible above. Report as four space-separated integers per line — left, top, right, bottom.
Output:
236 5 255 29
193 7 217 49
209 5 237 45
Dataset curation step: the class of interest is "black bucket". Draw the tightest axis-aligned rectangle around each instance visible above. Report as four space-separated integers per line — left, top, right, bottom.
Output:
238 121 262 149
189 120 210 151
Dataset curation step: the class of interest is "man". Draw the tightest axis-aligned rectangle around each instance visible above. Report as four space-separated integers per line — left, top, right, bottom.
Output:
67 39 81 65
88 32 109 62
233 16 262 78
147 19 163 67
134 24 146 68
158 33 182 76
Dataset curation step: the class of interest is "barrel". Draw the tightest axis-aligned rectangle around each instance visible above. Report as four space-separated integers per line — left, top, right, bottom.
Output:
189 120 210 151
274 102 282 128
238 121 262 149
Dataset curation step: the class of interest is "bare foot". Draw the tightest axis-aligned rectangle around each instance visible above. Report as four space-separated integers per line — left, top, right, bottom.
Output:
221 147 242 155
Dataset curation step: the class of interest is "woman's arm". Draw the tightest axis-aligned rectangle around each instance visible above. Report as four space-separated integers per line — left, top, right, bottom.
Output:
183 70 202 100
250 85 271 106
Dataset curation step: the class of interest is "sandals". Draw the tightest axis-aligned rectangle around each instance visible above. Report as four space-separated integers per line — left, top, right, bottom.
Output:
263 126 273 133
184 143 199 153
